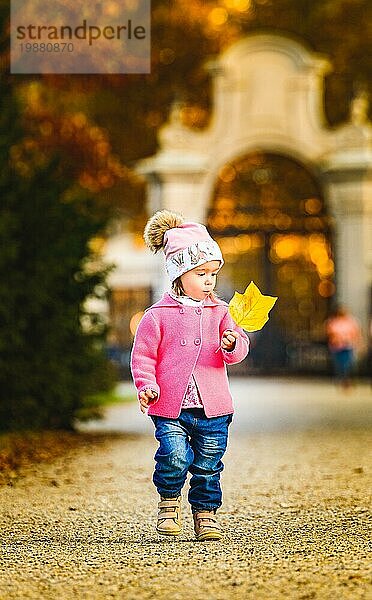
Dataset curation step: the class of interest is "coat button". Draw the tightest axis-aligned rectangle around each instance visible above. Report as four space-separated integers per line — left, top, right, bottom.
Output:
195 308 202 315
194 338 201 345
179 308 185 314
180 339 187 346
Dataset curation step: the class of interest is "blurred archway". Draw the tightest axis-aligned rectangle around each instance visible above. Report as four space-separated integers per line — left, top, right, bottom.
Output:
207 152 335 374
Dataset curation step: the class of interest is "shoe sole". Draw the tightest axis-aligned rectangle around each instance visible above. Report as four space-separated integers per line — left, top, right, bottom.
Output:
156 528 182 536
196 531 222 541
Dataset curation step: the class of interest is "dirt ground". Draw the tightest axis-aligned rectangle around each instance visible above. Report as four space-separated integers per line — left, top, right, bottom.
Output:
0 426 371 599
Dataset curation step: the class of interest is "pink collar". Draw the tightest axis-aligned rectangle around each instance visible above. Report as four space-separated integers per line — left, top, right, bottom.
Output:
149 292 227 309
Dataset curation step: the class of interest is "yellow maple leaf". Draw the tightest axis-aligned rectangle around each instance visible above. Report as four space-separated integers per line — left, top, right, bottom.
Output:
228 281 278 332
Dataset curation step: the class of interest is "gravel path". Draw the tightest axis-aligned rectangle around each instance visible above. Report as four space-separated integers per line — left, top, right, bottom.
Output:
1 424 371 599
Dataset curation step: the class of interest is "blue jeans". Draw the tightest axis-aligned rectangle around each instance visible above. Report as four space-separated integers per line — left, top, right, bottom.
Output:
150 408 232 513
331 348 354 380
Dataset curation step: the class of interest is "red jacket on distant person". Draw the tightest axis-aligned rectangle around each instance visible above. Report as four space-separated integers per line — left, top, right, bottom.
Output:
326 313 362 352
130 293 249 419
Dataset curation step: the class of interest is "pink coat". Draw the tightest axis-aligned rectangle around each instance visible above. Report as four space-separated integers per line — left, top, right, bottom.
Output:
130 293 249 418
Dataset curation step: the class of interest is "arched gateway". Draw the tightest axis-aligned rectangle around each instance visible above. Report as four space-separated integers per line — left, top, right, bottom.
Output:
207 151 334 371
134 34 371 372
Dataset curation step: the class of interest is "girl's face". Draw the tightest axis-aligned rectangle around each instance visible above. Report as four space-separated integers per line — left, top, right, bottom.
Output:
180 260 221 301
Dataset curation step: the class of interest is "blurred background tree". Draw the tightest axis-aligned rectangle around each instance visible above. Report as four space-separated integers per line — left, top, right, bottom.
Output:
0 73 121 430
0 0 131 430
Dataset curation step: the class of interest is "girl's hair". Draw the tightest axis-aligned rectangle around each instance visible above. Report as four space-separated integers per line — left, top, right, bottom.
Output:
144 209 184 253
172 276 186 297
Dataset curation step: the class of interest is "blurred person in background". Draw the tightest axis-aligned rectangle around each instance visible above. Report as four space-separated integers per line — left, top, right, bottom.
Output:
325 305 363 390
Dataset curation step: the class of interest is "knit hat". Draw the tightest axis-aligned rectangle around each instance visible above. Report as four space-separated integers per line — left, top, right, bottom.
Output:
144 210 224 282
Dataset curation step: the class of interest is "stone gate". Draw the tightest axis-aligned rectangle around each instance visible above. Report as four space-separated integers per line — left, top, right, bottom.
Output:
138 34 372 332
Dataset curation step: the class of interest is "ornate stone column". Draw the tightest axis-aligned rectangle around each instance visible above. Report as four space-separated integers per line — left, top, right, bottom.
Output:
322 98 372 329
137 102 209 297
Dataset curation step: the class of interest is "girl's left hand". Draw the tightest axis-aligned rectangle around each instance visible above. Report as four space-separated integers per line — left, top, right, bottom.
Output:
221 329 239 351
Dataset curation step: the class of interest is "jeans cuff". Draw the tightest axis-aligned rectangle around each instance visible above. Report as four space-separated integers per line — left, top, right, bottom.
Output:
191 505 219 514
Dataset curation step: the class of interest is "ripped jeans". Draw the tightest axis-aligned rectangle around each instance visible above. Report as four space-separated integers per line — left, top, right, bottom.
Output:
150 408 232 513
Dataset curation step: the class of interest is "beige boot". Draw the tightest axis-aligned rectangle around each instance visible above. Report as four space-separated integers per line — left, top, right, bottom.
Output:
193 511 222 541
156 496 182 536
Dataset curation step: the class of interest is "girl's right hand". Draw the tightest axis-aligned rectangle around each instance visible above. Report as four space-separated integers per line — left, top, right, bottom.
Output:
139 389 158 413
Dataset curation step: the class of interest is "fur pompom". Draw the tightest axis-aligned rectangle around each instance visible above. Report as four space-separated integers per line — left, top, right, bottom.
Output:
144 210 184 253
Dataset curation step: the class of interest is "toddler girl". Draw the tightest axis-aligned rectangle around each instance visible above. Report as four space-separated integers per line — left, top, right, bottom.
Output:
130 210 249 541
